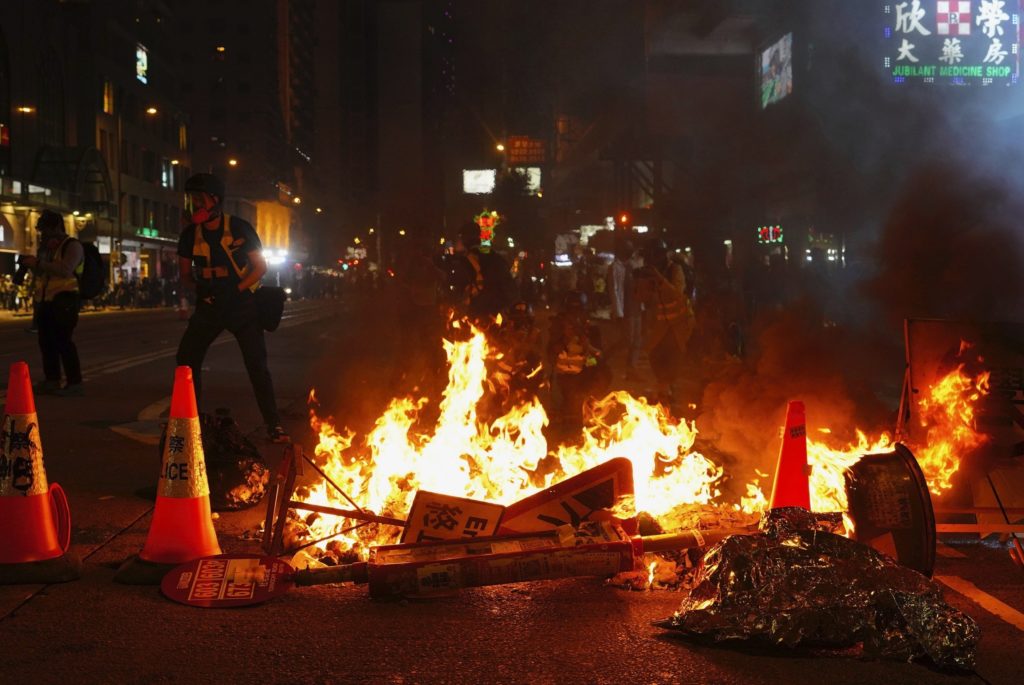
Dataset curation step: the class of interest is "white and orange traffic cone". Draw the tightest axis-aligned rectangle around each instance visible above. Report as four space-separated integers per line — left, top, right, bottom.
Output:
115 366 221 584
768 400 811 511
0 362 81 584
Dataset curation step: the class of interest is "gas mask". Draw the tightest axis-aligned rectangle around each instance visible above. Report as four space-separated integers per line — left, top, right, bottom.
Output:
184 192 221 225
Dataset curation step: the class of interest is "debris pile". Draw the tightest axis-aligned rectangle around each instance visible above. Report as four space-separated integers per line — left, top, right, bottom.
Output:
655 508 979 671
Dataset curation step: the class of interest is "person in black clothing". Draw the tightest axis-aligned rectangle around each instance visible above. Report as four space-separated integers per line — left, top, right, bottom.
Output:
17 210 84 396
447 220 517 323
175 173 289 443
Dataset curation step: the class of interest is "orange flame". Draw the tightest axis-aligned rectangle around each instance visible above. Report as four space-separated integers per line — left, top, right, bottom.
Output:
299 327 991 557
911 364 990 492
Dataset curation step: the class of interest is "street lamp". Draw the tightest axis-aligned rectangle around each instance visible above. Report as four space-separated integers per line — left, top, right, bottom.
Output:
496 142 505 152
16 106 35 114
145 106 158 115
228 158 238 167
292 196 302 205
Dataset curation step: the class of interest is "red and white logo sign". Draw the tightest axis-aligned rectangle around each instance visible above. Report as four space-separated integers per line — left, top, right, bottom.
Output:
937 1 972 36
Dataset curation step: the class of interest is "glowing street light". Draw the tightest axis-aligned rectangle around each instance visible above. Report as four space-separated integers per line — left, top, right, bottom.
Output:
170 159 180 166
496 143 506 152
315 207 323 214
228 158 238 167
354 237 361 245
145 106 158 115
292 196 302 205
368 227 375 235
398 229 406 236
16 106 35 113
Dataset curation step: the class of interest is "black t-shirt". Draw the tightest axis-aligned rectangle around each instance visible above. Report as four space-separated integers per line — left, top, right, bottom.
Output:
448 249 517 317
178 216 262 302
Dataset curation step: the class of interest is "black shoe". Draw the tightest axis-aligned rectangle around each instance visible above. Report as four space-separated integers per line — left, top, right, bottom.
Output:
33 380 61 395
267 425 291 444
56 383 84 397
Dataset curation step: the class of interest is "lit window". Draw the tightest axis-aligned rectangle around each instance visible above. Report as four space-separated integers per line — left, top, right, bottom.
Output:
102 80 114 115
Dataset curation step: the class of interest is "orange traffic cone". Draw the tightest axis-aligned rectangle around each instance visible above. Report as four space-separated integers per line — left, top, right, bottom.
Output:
115 366 221 584
768 400 811 510
0 362 81 584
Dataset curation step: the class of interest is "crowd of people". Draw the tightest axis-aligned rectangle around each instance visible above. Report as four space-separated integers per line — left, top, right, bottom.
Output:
378 221 710 431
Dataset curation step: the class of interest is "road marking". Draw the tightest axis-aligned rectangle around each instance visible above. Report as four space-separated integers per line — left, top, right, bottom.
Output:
139 396 171 421
0 308 334 399
936 542 968 559
936 575 1024 631
89 309 333 376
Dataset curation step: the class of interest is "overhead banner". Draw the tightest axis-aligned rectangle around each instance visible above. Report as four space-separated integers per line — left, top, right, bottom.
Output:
884 0 1021 85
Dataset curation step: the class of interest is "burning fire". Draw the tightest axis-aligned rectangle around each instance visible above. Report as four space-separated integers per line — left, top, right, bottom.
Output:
298 325 990 558
910 362 990 492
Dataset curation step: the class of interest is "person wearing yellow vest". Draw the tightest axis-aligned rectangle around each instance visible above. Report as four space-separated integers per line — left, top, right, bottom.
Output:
17 210 84 396
175 173 289 444
546 290 612 427
636 237 694 409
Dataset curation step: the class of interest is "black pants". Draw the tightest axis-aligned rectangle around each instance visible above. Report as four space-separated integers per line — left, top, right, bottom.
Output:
37 292 82 384
176 298 281 426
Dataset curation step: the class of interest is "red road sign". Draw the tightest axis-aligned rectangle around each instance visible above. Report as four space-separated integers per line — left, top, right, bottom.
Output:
161 555 295 608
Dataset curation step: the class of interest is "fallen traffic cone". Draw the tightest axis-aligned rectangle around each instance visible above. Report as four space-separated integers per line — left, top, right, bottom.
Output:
115 366 221 584
0 362 81 584
768 400 811 510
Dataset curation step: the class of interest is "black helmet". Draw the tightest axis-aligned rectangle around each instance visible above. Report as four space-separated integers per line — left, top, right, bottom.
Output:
36 209 64 232
458 220 481 248
184 173 225 201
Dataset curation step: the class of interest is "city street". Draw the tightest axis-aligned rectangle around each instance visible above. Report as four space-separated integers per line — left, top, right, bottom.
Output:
0 300 1022 685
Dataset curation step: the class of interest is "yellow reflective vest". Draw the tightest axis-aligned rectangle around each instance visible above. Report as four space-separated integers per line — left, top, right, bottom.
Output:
35 237 83 302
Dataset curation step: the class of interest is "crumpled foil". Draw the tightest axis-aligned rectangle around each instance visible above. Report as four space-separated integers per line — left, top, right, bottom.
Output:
655 507 979 672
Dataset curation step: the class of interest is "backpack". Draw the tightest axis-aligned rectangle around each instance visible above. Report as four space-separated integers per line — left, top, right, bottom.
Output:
76 241 107 299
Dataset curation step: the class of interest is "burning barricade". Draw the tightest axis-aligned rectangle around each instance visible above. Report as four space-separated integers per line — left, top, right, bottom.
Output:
171 321 995 671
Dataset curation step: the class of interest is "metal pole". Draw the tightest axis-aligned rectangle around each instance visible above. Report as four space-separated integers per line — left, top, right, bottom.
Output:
113 112 122 285
375 211 382 266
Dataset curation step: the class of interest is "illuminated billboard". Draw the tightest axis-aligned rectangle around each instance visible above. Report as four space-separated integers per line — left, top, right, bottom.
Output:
883 1 1021 85
759 33 793 108
462 169 496 194
512 166 542 195
136 43 149 84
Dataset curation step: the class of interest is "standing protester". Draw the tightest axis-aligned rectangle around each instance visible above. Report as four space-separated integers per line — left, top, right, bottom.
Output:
175 173 290 443
16 210 84 396
447 221 517 323
608 239 643 379
636 238 694 408
547 290 612 427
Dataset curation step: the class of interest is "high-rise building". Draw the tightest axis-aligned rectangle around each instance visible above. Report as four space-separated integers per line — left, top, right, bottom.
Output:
0 0 190 281
174 0 312 262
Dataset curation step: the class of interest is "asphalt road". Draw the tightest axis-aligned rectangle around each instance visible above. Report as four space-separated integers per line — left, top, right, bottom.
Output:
0 299 1022 684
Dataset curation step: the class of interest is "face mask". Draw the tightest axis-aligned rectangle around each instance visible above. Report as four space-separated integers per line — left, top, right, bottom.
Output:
190 207 213 224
